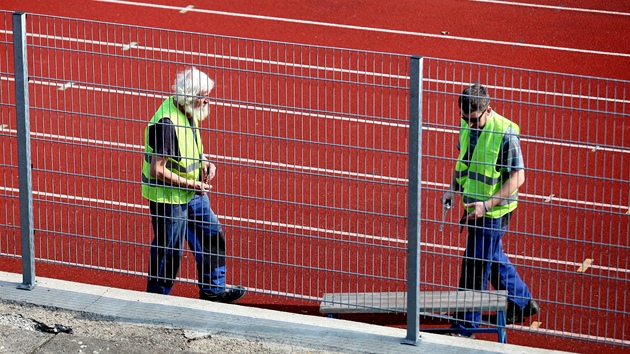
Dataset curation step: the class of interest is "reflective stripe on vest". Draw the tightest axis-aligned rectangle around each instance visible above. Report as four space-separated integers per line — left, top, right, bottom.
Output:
141 97 203 204
454 111 520 218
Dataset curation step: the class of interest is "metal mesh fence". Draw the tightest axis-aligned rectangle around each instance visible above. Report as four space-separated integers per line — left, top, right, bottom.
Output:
422 59 629 345
3 12 411 300
0 10 628 349
0 12 21 263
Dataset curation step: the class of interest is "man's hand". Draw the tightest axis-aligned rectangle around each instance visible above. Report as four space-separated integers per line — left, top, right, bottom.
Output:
464 201 486 220
439 192 453 232
193 181 212 192
204 162 216 182
202 161 216 192
440 192 454 209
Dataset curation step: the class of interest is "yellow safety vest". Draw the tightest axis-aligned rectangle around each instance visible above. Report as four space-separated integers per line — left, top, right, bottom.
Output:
141 97 203 204
454 112 520 218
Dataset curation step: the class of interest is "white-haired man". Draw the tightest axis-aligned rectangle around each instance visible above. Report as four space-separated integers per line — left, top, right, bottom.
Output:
141 67 246 303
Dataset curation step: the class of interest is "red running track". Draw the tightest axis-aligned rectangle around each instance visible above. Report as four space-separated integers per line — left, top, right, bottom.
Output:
1 1 629 353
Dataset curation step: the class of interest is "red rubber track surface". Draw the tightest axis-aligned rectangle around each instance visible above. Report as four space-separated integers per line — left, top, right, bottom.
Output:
1 1 629 353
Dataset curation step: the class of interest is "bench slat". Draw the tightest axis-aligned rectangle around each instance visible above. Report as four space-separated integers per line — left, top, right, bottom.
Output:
320 290 507 314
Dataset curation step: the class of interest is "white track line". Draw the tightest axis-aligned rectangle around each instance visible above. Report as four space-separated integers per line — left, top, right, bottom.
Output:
0 255 321 301
2 29 629 107
1 73 628 211
2 123 629 212
1 185 628 276
2 247 629 345
2 30 409 81
471 0 630 17
2 74 628 155
93 0 630 58
512 323 630 346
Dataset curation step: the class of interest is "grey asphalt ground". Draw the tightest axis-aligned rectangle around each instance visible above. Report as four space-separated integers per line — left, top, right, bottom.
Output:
0 272 568 353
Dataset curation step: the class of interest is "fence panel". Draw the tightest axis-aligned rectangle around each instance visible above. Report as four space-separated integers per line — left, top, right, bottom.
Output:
0 12 21 268
2 11 411 303
422 57 629 346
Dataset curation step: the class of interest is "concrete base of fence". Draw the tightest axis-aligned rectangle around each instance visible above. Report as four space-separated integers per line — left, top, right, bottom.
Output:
0 271 561 354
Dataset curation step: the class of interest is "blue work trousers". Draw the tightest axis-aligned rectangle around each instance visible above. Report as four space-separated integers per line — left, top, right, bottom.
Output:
147 194 226 295
452 213 532 331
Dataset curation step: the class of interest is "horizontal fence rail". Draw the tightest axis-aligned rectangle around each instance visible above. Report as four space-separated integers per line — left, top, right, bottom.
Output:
0 10 628 351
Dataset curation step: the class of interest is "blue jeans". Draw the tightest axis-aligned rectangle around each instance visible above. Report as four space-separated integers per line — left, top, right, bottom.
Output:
451 213 532 332
147 194 227 295
186 194 226 294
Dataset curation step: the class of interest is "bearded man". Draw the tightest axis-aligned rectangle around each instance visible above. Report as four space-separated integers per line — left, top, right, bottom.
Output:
141 67 246 303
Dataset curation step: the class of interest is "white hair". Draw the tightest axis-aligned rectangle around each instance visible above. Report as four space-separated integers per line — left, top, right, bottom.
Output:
172 67 215 121
172 67 215 106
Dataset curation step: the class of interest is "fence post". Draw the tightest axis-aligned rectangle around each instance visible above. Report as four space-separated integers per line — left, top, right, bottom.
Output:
403 55 423 345
12 11 36 290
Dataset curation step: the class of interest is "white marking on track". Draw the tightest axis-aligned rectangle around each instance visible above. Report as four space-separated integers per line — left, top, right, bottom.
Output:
57 82 74 90
93 0 630 58
180 5 194 14
121 42 138 50
577 258 594 273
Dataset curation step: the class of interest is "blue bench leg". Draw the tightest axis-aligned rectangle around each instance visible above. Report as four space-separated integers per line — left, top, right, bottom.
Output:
496 311 507 343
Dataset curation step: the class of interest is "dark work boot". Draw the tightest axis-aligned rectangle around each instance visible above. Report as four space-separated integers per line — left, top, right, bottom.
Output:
506 299 540 325
446 332 475 339
487 299 540 325
199 286 246 304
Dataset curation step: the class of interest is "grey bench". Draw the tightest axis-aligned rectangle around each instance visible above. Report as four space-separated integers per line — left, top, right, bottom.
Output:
320 290 508 343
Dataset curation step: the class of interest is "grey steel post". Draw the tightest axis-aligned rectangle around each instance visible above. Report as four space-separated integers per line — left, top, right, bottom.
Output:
13 12 36 290
402 56 423 345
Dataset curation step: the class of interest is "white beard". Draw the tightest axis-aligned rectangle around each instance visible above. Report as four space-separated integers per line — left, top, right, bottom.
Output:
184 104 210 122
